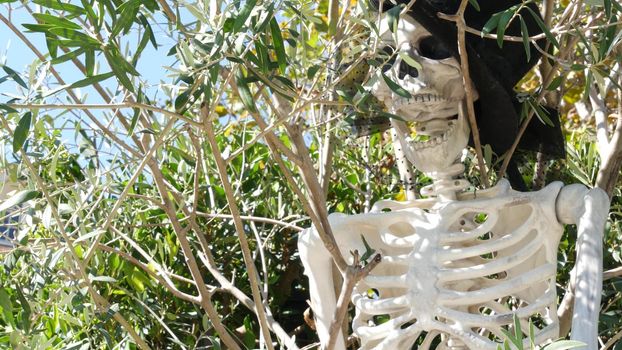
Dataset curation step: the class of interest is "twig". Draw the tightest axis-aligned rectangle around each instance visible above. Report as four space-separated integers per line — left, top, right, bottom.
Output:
0 13 142 158
498 35 580 180
596 88 622 197
203 107 275 350
327 251 382 350
7 103 199 127
602 327 622 350
196 212 304 232
97 243 200 303
147 157 241 349
442 0 490 188
604 266 622 281
0 114 151 350
156 0 177 24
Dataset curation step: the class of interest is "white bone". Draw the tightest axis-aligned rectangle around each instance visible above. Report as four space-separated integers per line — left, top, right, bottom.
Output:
299 12 608 350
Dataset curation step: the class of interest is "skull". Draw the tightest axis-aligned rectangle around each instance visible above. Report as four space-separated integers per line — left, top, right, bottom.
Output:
371 13 477 174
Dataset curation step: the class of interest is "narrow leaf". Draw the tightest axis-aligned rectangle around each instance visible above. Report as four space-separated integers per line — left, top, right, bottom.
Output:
2 65 28 89
31 13 81 29
85 50 95 76
270 19 287 74
468 0 480 11
91 275 118 283
32 0 86 14
381 73 411 98
0 190 40 212
519 16 531 62
0 288 15 327
546 76 564 91
542 340 586 350
69 72 115 88
112 0 139 37
398 51 422 70
496 10 514 48
525 7 560 48
482 13 501 35
0 104 18 114
233 0 257 32
13 112 32 153
386 4 402 33
50 47 87 64
235 70 257 113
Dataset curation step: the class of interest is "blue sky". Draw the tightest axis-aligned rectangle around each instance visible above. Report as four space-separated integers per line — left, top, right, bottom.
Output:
0 2 186 166
0 3 180 105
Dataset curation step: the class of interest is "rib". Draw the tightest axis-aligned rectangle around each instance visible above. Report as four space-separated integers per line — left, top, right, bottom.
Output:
438 264 556 306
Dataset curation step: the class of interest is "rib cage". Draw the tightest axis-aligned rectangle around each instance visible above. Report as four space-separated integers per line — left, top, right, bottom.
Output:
328 182 565 349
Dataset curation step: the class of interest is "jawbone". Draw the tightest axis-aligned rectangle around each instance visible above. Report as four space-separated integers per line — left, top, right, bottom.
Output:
393 101 470 174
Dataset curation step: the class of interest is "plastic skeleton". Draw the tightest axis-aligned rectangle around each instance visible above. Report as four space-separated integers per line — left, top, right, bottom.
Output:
298 14 609 350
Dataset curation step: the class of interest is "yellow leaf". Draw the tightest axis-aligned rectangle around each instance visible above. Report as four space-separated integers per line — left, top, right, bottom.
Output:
215 105 228 116
395 187 406 202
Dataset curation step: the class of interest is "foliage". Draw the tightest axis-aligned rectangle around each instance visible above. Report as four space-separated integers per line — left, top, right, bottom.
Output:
0 0 620 349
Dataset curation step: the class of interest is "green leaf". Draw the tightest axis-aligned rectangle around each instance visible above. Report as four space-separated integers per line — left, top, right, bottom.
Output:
468 0 480 11
13 112 32 153
174 90 190 112
377 111 406 122
235 70 257 113
50 47 87 64
381 73 411 98
112 0 140 37
386 4 403 33
103 49 135 93
270 19 287 74
138 14 157 49
0 288 15 327
360 235 376 262
0 190 40 212
519 16 531 62
242 315 256 348
398 51 422 71
604 0 612 17
542 340 586 350
307 65 321 79
91 276 118 283
15 285 31 333
233 0 257 32
525 7 559 49
496 9 514 48
129 107 140 136
2 65 28 89
529 100 554 127
45 33 59 58
32 0 86 14
0 104 18 114
546 76 564 91
31 13 82 29
570 63 586 71
69 72 115 89
85 50 95 76
512 314 523 350
48 27 99 46
482 13 501 35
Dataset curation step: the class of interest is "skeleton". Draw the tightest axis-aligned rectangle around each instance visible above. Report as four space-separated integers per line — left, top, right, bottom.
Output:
298 13 609 350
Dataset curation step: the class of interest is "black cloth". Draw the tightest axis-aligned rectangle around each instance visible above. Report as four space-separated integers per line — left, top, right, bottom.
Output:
366 0 565 159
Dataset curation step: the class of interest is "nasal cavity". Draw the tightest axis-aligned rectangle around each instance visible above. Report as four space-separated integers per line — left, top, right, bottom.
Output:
398 61 418 79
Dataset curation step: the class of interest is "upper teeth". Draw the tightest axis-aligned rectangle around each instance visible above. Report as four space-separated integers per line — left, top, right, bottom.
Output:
393 94 455 108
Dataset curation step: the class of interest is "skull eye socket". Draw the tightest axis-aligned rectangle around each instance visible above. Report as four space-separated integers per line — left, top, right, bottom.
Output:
419 36 452 60
380 45 396 72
